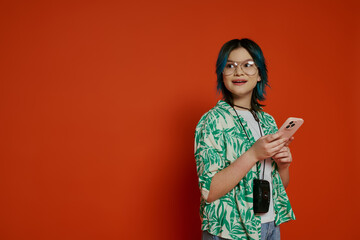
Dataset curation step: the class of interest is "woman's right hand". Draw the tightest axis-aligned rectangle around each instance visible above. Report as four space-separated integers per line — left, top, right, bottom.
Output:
249 133 288 161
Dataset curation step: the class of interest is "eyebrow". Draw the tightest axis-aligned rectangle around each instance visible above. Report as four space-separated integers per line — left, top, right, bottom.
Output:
227 58 253 62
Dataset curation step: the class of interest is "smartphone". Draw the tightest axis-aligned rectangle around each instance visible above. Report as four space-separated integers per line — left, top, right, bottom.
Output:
278 117 304 139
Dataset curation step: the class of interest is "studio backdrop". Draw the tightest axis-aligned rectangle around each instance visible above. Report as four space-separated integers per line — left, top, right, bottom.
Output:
0 0 359 239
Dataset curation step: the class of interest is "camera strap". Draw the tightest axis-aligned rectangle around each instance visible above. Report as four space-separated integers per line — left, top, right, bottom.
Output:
232 105 266 180
232 104 272 214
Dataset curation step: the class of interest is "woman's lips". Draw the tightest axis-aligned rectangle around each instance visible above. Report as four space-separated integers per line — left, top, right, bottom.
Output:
232 79 247 86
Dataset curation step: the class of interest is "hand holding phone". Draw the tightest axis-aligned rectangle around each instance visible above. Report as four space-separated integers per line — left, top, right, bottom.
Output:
277 117 304 140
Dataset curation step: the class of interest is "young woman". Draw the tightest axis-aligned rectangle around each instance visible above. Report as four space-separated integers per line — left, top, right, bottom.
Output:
194 39 295 240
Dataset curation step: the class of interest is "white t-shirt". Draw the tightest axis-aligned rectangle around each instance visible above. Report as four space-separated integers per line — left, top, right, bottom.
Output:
236 110 275 223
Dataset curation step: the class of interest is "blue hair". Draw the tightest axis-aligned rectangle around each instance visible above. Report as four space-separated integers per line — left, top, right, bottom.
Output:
216 38 270 111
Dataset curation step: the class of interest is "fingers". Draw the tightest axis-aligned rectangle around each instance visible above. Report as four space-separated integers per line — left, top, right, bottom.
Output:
273 147 292 163
263 136 287 157
274 156 292 163
273 151 289 159
276 146 290 154
272 152 291 162
285 137 294 147
266 133 293 143
273 142 287 155
256 134 293 160
260 139 287 158
268 138 288 150
266 133 282 142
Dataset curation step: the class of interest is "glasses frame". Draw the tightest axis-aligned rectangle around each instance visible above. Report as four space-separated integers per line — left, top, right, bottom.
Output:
222 59 258 76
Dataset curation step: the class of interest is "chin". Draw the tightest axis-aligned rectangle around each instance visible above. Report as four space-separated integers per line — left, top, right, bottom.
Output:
231 90 252 98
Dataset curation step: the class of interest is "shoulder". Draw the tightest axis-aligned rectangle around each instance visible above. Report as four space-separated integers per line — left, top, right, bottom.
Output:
196 101 233 132
259 111 275 121
258 110 278 127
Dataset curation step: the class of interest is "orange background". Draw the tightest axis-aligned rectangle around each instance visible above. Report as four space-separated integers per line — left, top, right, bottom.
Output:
0 0 359 239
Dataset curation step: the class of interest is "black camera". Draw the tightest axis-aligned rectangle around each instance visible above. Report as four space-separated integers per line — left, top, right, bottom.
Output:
253 179 270 213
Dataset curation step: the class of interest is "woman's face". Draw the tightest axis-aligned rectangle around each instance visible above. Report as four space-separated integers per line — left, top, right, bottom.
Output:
223 48 260 102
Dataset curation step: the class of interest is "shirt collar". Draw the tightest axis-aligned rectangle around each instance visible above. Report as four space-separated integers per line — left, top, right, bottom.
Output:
215 100 274 134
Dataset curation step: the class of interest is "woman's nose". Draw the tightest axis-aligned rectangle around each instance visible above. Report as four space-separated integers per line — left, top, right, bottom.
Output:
234 65 244 75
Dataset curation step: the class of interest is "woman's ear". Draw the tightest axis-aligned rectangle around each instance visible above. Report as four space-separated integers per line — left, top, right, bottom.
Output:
257 76 261 82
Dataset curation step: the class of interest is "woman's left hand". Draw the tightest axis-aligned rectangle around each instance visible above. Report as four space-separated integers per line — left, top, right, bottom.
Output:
272 137 293 170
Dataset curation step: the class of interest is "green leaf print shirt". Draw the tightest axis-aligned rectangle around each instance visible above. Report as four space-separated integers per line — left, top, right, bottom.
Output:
194 100 295 240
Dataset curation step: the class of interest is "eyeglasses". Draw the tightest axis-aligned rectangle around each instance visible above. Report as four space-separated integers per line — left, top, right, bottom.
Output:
223 60 258 76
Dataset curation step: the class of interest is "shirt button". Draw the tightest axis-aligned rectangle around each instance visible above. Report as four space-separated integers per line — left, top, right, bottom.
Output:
275 211 278 214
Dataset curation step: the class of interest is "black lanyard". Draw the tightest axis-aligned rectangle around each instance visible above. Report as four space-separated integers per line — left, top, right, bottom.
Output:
232 105 266 180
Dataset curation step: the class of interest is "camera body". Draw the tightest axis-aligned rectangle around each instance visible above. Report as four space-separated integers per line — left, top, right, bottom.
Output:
253 179 270 213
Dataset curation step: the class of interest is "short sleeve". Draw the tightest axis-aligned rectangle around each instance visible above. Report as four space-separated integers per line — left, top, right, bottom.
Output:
194 112 225 201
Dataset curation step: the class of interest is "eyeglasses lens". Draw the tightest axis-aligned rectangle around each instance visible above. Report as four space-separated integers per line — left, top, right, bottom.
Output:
223 61 257 76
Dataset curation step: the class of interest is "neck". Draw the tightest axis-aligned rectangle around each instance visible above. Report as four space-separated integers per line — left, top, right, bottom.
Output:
232 95 251 110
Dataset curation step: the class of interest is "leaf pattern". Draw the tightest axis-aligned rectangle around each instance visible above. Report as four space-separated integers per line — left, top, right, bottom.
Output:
194 100 295 240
